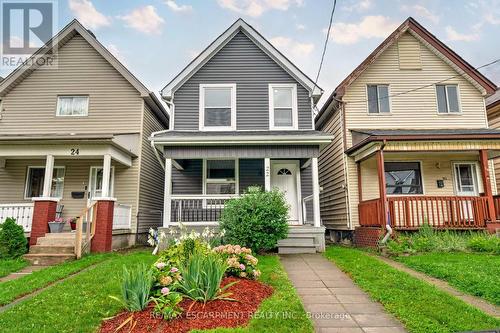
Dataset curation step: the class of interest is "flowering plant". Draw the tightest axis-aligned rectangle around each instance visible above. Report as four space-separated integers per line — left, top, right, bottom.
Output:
150 290 183 321
48 217 65 224
147 228 166 255
213 244 261 279
151 260 182 292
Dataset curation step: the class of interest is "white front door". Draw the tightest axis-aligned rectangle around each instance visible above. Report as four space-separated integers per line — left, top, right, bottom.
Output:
88 166 114 203
453 163 479 196
271 161 300 225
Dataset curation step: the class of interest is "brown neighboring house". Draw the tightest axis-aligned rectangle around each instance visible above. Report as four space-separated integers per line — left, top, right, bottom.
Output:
315 17 499 246
0 20 169 263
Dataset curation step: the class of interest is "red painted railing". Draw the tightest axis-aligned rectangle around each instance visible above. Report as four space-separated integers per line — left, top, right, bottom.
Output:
494 195 500 220
359 196 491 229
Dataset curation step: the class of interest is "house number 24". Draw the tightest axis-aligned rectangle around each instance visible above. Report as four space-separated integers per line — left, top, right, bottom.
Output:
70 148 80 156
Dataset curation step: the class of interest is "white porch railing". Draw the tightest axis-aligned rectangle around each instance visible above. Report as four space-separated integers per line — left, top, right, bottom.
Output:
113 204 132 229
0 203 34 231
170 195 237 224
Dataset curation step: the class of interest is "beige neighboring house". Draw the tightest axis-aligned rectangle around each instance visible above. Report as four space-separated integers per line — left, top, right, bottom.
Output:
0 20 169 259
315 17 500 246
487 89 500 199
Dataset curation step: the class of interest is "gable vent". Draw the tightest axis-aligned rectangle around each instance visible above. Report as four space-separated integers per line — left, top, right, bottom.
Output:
398 33 422 70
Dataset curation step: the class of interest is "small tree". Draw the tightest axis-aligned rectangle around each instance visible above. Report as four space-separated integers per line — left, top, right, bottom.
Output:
0 218 28 259
219 187 289 252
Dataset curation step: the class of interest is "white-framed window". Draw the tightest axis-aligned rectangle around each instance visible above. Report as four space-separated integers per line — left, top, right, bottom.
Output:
269 83 298 129
203 159 239 195
56 96 89 116
25 166 65 199
436 84 460 113
199 84 236 130
385 162 423 195
89 166 115 199
367 84 390 114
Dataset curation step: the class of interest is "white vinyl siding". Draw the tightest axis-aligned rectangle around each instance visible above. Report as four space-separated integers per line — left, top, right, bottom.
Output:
199 84 236 131
56 96 89 116
269 83 298 129
436 84 460 113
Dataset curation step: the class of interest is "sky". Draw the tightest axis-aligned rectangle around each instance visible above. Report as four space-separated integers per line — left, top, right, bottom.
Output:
2 0 500 106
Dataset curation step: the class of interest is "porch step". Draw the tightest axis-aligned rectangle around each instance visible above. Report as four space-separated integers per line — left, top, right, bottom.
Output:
279 246 316 254
37 237 75 246
29 245 75 254
43 232 75 239
277 238 315 247
23 253 75 266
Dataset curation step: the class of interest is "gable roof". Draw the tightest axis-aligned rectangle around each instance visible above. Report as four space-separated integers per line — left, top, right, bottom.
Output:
161 18 322 103
486 88 500 110
0 19 169 125
316 17 497 129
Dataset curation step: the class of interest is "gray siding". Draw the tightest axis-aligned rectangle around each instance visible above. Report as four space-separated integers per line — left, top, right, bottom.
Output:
300 164 313 223
172 160 203 195
173 31 313 131
239 159 264 192
164 145 319 159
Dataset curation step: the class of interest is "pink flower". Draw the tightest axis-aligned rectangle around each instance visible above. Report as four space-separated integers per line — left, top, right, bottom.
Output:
239 264 246 271
155 262 166 270
161 287 170 295
170 267 178 273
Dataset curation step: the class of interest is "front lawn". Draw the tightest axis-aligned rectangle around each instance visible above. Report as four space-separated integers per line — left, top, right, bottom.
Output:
396 252 500 306
0 258 28 278
324 246 500 333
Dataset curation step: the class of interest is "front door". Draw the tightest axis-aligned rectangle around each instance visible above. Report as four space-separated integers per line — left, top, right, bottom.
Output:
271 161 300 225
88 166 114 203
453 163 478 196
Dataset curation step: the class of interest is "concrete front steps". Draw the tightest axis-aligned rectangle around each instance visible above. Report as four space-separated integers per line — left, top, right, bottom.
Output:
278 225 326 254
24 233 76 266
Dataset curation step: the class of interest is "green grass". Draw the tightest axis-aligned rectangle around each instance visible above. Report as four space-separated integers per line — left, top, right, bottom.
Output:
194 255 314 333
0 258 28 278
324 246 500 333
0 250 155 333
396 252 500 306
0 252 116 305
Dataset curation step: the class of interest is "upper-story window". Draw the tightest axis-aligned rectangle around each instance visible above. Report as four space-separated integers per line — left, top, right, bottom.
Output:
436 84 460 113
269 84 298 130
199 84 236 131
367 85 390 114
56 96 89 116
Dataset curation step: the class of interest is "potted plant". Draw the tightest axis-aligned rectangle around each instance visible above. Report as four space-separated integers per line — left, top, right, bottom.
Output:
48 217 66 233
69 217 78 231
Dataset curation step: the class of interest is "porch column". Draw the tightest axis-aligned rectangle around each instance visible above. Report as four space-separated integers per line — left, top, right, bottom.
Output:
42 154 54 197
376 150 387 227
163 158 172 227
264 158 271 191
311 157 321 227
479 150 496 222
91 198 115 252
101 154 112 198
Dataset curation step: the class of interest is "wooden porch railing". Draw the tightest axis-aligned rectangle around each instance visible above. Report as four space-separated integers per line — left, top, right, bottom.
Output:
359 196 491 229
75 201 97 259
493 195 500 220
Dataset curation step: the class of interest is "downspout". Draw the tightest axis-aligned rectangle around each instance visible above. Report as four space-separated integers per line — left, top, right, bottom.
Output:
378 139 393 244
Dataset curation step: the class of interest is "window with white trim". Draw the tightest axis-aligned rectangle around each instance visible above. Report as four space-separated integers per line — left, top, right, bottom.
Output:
367 85 390 114
204 160 238 194
56 96 89 116
269 84 297 129
199 84 236 130
25 166 65 199
385 162 423 195
436 84 460 113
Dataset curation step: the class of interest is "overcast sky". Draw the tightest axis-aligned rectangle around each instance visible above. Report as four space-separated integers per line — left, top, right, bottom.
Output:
3 0 499 105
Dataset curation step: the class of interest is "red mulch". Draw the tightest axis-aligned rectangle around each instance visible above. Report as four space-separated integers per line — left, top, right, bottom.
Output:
99 277 273 333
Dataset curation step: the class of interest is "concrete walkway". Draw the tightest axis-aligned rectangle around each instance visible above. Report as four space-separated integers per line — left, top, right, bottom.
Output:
0 265 48 283
280 254 407 333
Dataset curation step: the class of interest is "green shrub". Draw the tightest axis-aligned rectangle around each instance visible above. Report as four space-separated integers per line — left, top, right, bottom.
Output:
111 264 153 311
0 218 27 259
467 234 500 254
177 251 235 303
220 187 289 252
150 291 183 320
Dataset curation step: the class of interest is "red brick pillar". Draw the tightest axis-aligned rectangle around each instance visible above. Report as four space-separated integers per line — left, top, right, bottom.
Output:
91 199 115 252
30 199 58 246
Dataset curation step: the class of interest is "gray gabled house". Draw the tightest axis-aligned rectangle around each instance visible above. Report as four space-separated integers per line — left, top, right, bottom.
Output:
151 19 333 253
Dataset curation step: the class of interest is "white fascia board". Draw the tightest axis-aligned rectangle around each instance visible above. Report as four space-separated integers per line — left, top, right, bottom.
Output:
151 135 334 147
161 19 322 100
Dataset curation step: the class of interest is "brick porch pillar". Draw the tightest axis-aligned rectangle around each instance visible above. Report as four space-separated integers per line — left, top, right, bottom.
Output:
91 198 115 252
30 198 58 246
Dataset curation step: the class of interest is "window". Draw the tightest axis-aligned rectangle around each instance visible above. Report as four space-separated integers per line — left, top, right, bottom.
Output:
385 162 423 195
269 84 297 129
25 166 65 198
367 85 390 114
436 85 460 113
56 96 89 116
199 84 236 130
204 160 237 194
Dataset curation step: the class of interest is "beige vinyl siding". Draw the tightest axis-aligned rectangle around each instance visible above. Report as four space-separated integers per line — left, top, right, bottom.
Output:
318 107 349 229
137 104 167 233
0 33 142 134
343 32 488 148
398 34 422 69
0 158 139 227
487 104 500 196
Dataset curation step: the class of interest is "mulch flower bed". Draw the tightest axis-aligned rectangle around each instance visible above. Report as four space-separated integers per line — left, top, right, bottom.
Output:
100 277 273 333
